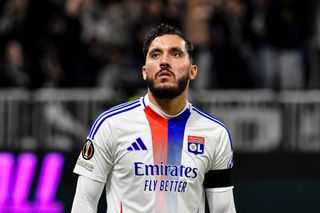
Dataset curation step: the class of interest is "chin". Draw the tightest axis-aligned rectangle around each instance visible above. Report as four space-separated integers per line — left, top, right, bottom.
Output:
146 75 189 99
155 84 177 91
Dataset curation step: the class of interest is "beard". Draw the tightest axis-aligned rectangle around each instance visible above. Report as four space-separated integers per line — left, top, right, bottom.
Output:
145 73 189 99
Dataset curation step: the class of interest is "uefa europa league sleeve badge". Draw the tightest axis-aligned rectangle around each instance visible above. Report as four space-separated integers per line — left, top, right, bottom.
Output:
82 139 94 160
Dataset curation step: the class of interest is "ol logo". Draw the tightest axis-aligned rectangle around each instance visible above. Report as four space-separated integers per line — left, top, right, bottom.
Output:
188 136 205 155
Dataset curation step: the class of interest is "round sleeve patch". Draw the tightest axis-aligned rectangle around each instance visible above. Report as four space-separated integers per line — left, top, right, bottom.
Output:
82 139 94 160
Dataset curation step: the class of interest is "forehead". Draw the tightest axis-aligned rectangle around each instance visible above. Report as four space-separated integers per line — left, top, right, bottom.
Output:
148 34 187 52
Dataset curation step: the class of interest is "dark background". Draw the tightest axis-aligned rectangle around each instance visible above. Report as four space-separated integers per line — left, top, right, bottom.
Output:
1 0 320 212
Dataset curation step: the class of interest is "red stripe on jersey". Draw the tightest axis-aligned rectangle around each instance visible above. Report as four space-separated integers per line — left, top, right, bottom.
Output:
144 106 168 213
144 106 168 165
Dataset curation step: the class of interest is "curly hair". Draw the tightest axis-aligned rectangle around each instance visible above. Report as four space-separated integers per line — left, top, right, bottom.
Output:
142 23 194 61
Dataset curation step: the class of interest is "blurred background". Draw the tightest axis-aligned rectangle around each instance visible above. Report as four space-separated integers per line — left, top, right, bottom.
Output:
0 0 320 212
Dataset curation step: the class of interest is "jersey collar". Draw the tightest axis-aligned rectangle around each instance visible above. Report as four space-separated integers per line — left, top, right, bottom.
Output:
141 94 191 120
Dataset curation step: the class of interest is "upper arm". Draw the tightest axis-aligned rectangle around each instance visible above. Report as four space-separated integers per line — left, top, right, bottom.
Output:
205 128 234 189
205 127 236 212
71 175 105 213
212 128 233 170
73 119 115 183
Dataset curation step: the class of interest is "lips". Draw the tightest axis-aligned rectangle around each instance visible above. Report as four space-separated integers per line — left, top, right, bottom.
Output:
156 69 174 78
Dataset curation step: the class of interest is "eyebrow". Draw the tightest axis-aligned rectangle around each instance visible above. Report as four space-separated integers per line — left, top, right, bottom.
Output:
148 47 184 55
169 47 184 53
148 48 162 55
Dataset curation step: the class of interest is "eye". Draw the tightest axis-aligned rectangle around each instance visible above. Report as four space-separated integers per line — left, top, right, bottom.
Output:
172 52 180 57
171 49 183 58
150 52 160 59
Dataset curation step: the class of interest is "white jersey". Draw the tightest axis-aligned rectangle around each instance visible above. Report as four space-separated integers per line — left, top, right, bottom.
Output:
74 95 234 213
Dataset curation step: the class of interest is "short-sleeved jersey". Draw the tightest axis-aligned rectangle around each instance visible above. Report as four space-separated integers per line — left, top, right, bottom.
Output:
74 95 234 213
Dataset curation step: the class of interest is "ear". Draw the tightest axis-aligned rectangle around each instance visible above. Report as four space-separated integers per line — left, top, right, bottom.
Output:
142 66 147 80
189 65 198 80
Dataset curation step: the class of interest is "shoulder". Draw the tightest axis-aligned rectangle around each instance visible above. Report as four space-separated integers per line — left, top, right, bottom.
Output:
191 105 228 129
88 97 144 139
190 105 234 150
190 105 231 137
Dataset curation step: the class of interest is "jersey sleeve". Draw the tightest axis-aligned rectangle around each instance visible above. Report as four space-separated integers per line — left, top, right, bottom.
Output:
204 127 234 188
212 128 233 170
73 119 114 183
206 186 236 213
71 176 105 213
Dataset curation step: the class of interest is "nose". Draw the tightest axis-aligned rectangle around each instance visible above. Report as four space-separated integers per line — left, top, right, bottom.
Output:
159 53 170 69
160 63 170 71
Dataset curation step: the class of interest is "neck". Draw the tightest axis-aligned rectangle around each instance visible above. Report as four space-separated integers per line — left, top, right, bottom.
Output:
147 89 188 116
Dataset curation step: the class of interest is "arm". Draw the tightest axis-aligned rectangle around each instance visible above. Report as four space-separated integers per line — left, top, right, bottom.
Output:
71 175 105 213
206 186 236 213
72 112 115 212
206 126 236 212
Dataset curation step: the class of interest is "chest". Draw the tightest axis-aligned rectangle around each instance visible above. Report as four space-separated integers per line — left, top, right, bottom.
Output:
111 118 213 179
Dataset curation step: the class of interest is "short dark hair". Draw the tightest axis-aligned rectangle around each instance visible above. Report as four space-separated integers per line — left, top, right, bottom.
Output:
142 23 194 61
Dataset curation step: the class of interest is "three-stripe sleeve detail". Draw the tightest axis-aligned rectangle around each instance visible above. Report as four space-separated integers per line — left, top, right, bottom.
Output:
88 99 141 139
192 107 233 150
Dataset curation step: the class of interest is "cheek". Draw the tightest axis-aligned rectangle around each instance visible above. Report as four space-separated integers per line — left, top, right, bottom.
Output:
176 64 191 76
144 64 158 76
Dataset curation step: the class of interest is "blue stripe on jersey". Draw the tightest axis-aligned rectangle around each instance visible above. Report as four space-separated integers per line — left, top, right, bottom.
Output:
166 109 190 213
90 103 141 139
109 99 140 111
167 109 190 165
141 96 146 108
88 101 141 139
88 99 140 138
192 106 234 150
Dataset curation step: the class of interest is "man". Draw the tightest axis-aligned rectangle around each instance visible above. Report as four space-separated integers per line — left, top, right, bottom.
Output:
72 23 236 213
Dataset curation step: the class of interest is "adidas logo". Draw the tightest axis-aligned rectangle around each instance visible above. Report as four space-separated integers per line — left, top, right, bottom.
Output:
127 137 147 151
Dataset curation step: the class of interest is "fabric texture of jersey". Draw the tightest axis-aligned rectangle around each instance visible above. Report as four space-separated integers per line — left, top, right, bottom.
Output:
74 95 234 213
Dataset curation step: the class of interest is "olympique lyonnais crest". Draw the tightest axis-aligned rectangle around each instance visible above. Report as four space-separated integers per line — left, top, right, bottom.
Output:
187 136 205 155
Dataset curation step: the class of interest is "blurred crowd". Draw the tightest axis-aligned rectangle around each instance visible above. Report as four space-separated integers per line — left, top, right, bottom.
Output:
0 0 319 97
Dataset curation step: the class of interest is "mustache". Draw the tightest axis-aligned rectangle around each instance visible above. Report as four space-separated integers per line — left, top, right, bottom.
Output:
160 64 170 70
156 64 174 77
160 64 171 72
